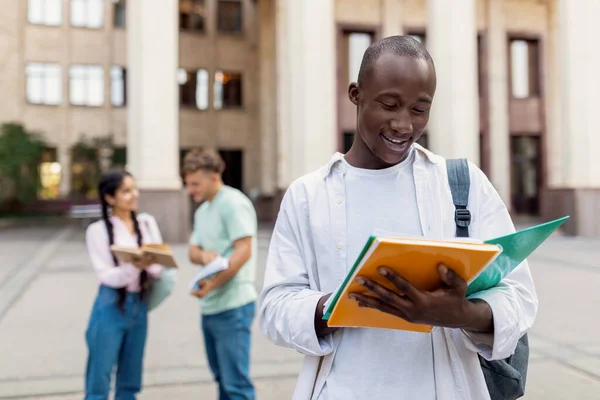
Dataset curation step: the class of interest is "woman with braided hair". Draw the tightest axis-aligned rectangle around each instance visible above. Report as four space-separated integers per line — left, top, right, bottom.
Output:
84 170 165 400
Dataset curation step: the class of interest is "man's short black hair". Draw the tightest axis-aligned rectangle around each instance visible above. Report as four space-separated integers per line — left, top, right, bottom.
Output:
357 35 434 86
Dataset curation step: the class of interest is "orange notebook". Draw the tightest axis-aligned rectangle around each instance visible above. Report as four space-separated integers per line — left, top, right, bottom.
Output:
325 237 501 333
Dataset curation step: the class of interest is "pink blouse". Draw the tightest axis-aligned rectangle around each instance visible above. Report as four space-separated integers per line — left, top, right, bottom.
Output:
85 213 164 292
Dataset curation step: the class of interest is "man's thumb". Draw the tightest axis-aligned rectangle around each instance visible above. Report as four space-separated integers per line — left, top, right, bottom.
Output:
439 264 456 286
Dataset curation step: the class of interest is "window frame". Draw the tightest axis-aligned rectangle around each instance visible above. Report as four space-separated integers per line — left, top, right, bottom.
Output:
28 0 63 26
178 67 210 111
213 70 243 110
25 62 63 106
69 64 105 107
113 0 126 28
70 0 104 30
217 0 243 35
110 66 127 107
179 0 206 34
508 36 541 100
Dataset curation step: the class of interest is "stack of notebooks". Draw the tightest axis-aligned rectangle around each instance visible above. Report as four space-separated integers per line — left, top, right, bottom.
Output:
323 216 569 333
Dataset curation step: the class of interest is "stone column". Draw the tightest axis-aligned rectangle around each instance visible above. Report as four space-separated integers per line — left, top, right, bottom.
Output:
58 145 71 197
426 0 480 164
543 0 600 236
381 0 403 38
259 0 277 197
276 0 337 188
486 0 510 205
127 0 190 242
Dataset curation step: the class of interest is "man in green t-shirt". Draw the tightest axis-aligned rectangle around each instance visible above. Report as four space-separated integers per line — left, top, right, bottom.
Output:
183 147 257 400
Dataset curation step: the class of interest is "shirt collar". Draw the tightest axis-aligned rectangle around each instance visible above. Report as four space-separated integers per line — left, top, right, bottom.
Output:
321 143 440 179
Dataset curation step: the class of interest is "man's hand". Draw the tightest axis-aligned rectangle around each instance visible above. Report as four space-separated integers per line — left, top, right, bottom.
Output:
190 279 216 299
189 245 218 266
315 293 338 337
131 254 155 270
200 251 219 265
349 264 494 333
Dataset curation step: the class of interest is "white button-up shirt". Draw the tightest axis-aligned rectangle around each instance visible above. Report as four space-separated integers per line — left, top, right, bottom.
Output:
258 145 538 400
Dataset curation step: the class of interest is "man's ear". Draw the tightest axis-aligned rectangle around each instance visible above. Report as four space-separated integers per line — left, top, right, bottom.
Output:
348 83 359 106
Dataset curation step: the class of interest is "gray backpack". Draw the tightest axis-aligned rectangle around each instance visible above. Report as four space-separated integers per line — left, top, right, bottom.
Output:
446 159 529 400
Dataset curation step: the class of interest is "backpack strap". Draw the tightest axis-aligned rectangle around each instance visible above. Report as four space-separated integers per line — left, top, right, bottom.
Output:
446 159 471 238
446 158 529 399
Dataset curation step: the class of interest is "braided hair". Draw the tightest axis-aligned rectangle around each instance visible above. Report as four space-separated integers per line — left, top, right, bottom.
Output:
98 170 148 310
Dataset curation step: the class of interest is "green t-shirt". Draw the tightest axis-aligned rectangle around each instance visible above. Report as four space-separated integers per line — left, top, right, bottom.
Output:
189 186 258 315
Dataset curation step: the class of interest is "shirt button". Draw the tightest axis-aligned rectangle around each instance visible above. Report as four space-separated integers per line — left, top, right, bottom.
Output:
322 369 328 376
336 243 343 249
336 198 343 204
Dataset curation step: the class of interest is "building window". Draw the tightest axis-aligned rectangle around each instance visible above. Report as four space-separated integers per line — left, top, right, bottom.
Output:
509 39 540 99
71 0 104 29
178 68 209 110
218 0 243 34
214 71 242 109
347 33 372 83
26 63 62 105
70 65 104 106
110 66 127 107
179 0 206 33
114 0 126 28
28 0 62 26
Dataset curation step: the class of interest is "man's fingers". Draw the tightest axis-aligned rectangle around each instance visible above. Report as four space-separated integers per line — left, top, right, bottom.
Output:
377 267 423 301
438 264 467 292
349 293 409 321
354 277 412 308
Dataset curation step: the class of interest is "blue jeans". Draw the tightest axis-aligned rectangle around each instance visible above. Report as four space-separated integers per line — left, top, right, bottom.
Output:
84 285 148 400
202 302 256 400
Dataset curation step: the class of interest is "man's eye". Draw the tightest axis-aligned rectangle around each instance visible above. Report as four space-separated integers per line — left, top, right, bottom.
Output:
413 108 427 114
381 102 396 109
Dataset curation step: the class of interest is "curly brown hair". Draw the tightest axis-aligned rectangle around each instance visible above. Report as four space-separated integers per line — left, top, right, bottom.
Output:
181 147 225 177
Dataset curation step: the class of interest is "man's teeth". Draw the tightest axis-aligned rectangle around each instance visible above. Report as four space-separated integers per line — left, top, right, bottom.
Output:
383 134 408 144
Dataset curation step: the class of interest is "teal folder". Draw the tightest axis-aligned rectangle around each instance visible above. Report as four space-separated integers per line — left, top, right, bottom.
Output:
465 215 569 296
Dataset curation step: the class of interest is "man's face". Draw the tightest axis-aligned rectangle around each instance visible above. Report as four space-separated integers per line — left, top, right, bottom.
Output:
349 53 436 167
184 170 217 202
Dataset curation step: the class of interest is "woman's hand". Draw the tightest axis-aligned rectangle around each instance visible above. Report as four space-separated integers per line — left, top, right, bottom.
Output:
131 254 155 270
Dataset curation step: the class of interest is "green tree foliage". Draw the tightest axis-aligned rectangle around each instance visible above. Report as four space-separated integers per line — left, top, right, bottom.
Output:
0 123 46 204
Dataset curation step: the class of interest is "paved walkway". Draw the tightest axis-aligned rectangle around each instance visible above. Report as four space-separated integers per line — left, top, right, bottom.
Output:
0 223 599 399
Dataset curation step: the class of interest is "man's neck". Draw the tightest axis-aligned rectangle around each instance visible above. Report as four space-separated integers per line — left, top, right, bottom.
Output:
346 142 405 170
206 181 224 202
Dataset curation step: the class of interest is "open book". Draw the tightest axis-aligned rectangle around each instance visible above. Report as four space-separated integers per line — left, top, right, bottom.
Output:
323 216 569 333
110 244 178 268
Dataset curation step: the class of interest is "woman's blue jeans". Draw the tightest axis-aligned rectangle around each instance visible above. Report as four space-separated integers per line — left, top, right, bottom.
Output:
84 285 148 400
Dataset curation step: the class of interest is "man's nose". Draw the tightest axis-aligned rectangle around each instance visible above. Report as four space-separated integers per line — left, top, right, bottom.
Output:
390 108 413 134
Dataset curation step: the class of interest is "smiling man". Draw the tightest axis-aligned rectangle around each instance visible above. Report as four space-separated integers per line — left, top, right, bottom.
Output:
259 36 537 400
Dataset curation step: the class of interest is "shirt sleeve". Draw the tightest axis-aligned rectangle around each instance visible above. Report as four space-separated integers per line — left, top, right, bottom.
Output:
258 187 334 357
222 199 257 242
86 223 136 288
460 166 539 361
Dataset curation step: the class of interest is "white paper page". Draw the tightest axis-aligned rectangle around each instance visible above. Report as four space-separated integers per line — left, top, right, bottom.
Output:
188 256 229 290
